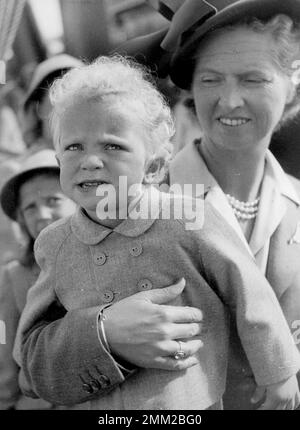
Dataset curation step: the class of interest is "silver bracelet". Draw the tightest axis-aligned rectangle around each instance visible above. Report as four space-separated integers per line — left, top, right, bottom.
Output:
98 306 111 353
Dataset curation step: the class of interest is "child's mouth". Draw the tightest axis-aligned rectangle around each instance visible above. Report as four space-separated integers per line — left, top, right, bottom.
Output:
78 181 107 190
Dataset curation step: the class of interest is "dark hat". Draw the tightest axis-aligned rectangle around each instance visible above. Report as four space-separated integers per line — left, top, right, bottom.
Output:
23 54 84 112
0 149 60 221
118 0 300 89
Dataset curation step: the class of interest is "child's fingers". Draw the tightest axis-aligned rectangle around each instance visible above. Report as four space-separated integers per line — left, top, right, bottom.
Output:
257 400 274 410
251 386 265 404
277 400 293 410
275 400 294 410
258 398 286 410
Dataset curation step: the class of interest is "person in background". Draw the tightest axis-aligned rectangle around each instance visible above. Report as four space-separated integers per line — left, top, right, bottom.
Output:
0 149 76 409
0 54 83 264
21 54 84 150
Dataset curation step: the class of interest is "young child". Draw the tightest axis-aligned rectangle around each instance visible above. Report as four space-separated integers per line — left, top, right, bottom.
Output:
14 57 300 410
0 149 76 409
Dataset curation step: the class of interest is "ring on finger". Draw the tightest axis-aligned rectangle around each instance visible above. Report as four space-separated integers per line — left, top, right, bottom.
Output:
173 341 187 360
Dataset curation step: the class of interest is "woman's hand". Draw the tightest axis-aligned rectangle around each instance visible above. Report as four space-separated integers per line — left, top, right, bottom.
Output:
104 278 204 370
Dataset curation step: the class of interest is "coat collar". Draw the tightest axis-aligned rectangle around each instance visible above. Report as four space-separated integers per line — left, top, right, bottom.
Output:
170 139 300 206
71 186 162 245
169 139 300 257
170 139 215 196
169 139 253 253
266 151 300 206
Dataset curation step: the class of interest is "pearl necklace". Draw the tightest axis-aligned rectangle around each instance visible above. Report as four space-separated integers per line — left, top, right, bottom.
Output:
226 194 260 220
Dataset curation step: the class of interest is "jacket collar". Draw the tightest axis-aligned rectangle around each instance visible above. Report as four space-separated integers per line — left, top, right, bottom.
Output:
169 139 300 257
170 139 300 206
169 139 253 253
266 151 300 206
170 139 215 196
71 186 161 245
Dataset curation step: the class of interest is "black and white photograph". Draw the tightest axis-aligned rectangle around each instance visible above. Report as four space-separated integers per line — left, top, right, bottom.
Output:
0 0 300 420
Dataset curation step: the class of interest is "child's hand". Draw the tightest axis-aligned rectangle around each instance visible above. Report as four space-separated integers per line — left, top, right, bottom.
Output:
251 376 300 410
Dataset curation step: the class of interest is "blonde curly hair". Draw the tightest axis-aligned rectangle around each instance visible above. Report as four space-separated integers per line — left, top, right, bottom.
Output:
49 55 175 183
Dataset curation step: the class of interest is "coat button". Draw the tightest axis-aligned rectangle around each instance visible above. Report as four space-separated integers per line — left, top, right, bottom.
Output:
82 383 93 394
90 380 101 391
94 253 107 266
102 290 114 303
98 375 110 388
137 279 153 291
129 243 143 257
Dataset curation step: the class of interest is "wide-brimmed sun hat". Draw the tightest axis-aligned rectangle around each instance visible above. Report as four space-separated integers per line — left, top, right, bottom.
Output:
23 54 84 112
0 149 60 221
117 0 300 89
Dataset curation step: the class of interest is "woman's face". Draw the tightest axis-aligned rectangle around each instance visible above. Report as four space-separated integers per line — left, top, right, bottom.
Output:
191 27 294 153
19 173 76 239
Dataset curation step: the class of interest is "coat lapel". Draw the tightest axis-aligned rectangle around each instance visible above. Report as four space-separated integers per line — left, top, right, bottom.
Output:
169 140 253 254
266 198 300 299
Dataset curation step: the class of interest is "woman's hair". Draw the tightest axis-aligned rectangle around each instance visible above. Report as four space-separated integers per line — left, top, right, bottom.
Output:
16 169 60 268
193 14 300 127
49 55 175 183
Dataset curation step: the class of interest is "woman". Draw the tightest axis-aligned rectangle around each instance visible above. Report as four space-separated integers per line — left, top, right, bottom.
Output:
126 0 300 409
0 149 76 409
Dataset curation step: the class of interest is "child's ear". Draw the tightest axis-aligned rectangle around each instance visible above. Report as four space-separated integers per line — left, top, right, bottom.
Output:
286 81 296 105
55 154 61 167
144 156 166 184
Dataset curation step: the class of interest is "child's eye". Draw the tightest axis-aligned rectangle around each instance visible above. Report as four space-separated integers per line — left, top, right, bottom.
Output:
105 143 122 150
245 79 264 83
22 203 35 213
47 197 61 206
65 143 83 151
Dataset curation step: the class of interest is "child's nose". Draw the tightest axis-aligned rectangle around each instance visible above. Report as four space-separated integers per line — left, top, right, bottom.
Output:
81 154 104 170
35 205 52 220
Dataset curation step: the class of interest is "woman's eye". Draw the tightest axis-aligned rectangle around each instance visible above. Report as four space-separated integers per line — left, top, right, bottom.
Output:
199 76 221 86
202 77 218 82
244 77 270 84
